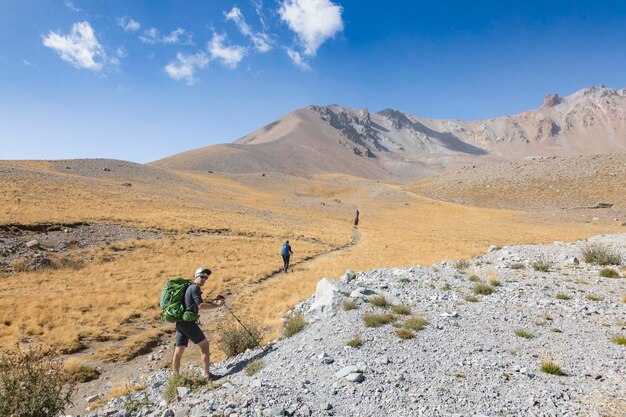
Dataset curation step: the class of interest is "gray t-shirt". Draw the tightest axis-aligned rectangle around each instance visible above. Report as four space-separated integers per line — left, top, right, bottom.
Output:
184 283 203 315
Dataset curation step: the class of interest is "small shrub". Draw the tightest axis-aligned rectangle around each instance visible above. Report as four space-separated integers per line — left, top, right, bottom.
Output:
556 293 571 301
0 345 76 417
346 334 362 348
514 329 535 339
455 259 470 270
552 328 562 333
611 335 626 346
540 360 565 376
464 294 479 302
468 274 480 282
473 283 494 295
586 294 604 302
396 328 415 340
245 359 265 376
399 277 410 284
404 317 428 331
67 364 100 383
282 313 306 338
219 321 264 356
341 299 358 311
163 369 217 402
509 263 525 270
122 391 152 414
368 295 390 308
599 268 621 278
582 245 622 266
391 305 411 315
363 313 395 327
532 259 553 272
441 283 451 291
488 277 501 287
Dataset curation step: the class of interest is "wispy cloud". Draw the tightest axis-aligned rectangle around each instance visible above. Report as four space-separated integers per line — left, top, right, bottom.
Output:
286 48 310 70
164 52 209 85
208 33 245 69
278 0 343 56
43 21 105 71
110 47 127 67
116 16 141 32
64 0 81 12
224 6 272 53
140 27 193 45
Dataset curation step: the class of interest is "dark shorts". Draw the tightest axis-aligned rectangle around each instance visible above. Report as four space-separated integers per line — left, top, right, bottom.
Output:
175 321 206 347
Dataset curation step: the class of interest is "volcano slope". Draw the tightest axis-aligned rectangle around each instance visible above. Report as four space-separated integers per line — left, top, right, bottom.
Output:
0 158 623 413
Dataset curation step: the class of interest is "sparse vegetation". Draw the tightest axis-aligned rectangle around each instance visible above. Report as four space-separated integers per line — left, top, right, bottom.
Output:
441 282 451 291
599 268 621 278
399 277 410 284
611 335 626 346
455 259 470 270
245 359 265 376
368 295 390 308
64 360 101 383
219 321 264 356
464 294 479 302
532 259 553 272
468 274 480 282
556 293 571 300
586 294 604 302
163 369 218 402
509 263 525 270
403 317 428 331
396 328 415 340
488 277 501 287
514 329 535 339
540 360 565 376
346 334 363 348
552 328 562 333
582 245 622 266
473 282 494 295
391 305 411 315
363 313 396 327
341 299 358 311
282 313 306 338
0 345 76 417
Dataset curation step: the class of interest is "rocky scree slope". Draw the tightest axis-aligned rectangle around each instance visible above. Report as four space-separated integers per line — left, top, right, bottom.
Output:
91 234 626 417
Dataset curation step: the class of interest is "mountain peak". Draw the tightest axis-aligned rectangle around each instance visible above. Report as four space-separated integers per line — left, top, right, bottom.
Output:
542 93 562 107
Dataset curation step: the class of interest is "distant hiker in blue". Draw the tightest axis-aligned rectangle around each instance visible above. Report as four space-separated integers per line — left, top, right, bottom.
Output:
281 240 293 272
354 208 360 228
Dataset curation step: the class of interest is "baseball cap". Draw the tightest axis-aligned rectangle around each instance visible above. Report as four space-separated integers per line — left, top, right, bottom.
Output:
194 267 211 278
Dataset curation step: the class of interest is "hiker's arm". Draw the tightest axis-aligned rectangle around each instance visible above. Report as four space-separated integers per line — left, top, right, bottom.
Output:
198 299 224 310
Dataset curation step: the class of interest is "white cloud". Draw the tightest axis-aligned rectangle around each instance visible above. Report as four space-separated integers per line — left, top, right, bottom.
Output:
224 7 271 53
140 27 192 45
164 52 208 85
43 21 105 71
278 0 343 56
64 0 81 12
208 33 245 69
163 28 193 45
286 48 310 70
110 47 127 67
117 16 141 32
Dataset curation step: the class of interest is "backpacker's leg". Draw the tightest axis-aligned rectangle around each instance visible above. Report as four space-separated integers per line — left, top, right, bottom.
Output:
172 346 185 373
198 339 211 378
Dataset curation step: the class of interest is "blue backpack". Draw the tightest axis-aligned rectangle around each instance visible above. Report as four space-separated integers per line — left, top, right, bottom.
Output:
281 243 290 256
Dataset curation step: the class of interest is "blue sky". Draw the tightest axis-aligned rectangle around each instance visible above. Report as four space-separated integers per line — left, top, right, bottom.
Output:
1 0 625 162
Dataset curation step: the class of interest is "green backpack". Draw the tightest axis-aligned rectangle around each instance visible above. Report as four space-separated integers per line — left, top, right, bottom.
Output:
159 278 198 323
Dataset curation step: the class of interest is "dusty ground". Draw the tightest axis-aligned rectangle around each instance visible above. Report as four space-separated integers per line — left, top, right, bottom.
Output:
0 157 623 414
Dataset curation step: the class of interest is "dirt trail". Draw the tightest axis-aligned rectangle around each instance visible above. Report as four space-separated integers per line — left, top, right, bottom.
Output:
246 227 361 290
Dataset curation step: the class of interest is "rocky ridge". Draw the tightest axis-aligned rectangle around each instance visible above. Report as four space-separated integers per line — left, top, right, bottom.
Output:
86 234 626 417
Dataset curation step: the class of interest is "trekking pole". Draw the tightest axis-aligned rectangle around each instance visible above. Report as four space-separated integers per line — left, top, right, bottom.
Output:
216 296 258 341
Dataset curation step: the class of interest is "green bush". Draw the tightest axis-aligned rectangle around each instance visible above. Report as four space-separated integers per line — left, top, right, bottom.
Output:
391 305 411 315
363 313 395 327
282 313 306 338
464 294 479 302
532 259 553 272
582 245 622 266
610 334 626 346
473 283 494 295
599 268 621 278
396 328 415 340
368 295 390 308
219 321 264 356
346 334 362 348
455 260 470 270
556 293 571 300
540 360 565 376
468 275 480 282
404 317 428 331
514 329 535 339
509 263 525 270
245 359 265 376
0 345 76 417
341 299 358 311
163 369 218 402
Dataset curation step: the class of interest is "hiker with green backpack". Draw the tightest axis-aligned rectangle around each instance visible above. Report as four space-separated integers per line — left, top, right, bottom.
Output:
160 267 224 380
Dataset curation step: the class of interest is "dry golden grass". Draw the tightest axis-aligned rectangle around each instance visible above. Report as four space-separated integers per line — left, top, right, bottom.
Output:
0 160 620 363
